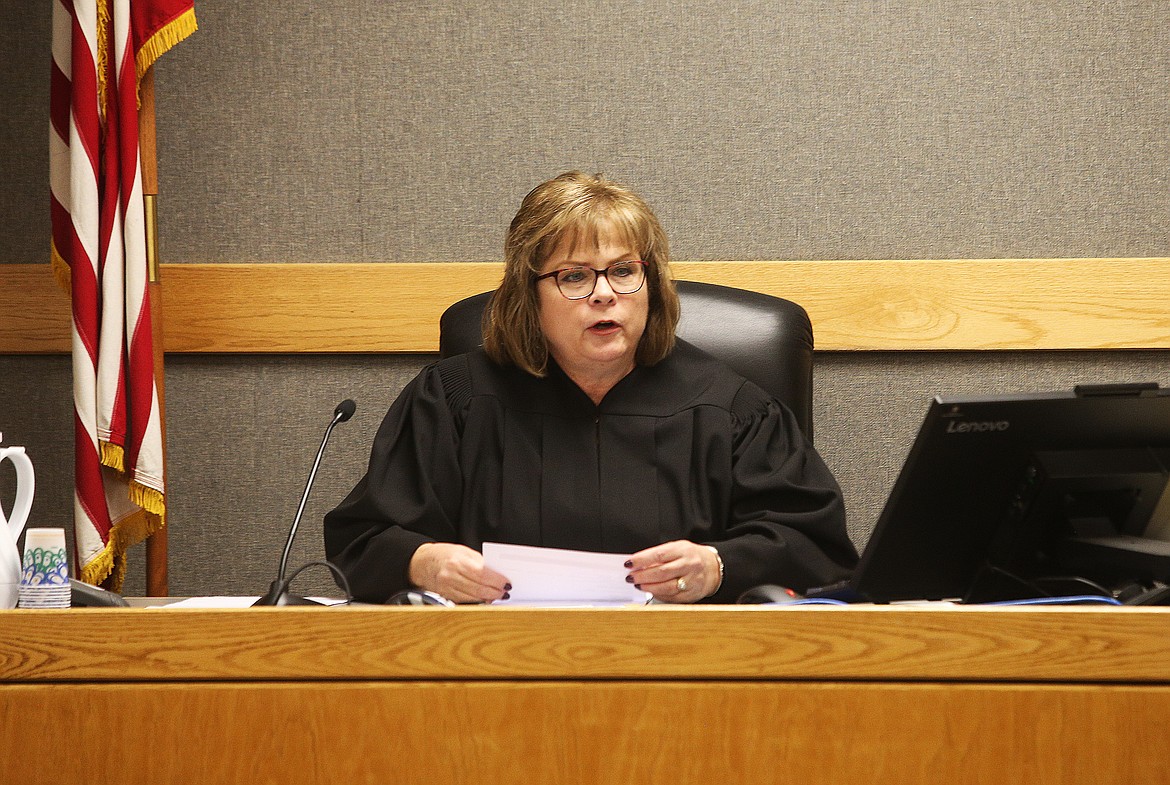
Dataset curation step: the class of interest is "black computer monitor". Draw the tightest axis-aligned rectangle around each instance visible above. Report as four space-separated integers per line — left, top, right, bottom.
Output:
847 383 1170 603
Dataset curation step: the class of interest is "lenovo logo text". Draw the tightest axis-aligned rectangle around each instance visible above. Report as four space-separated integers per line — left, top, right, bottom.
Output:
946 420 1010 433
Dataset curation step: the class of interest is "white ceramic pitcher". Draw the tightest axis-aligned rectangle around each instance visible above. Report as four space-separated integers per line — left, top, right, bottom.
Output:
0 435 35 609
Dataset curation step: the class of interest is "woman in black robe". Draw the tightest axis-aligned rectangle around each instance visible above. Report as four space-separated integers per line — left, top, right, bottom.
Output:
324 171 858 603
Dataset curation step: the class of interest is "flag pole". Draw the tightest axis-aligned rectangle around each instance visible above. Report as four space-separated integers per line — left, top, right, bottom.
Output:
138 65 169 597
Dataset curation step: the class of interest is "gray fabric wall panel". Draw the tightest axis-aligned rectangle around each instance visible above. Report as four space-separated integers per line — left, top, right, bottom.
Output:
101 2 1170 262
3 1 1169 597
5 352 1169 597
2 6 53 265
6 2 1168 262
156 355 426 597
0 358 74 553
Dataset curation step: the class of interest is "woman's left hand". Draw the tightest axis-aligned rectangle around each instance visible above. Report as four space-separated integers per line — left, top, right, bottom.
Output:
625 540 721 603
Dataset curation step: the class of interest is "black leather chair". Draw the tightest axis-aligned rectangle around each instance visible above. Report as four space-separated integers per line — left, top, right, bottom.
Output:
439 280 815 439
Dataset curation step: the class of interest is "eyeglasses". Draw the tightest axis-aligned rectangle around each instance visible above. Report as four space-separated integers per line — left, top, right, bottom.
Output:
535 261 648 300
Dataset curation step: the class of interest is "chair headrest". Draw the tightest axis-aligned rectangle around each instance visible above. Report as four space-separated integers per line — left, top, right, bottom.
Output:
439 280 815 438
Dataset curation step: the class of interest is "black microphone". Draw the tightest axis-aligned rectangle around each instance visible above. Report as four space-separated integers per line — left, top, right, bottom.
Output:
253 399 356 606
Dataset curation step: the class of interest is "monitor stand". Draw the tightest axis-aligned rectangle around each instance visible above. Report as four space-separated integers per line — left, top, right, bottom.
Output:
1058 533 1170 583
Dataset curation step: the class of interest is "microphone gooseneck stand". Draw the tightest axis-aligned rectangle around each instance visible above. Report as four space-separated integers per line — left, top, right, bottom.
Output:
253 399 356 607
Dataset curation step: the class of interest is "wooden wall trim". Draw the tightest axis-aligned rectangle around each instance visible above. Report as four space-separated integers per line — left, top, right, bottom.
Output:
3 258 1168 353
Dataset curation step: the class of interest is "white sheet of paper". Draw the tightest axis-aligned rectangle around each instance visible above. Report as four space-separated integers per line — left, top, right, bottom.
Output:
482 542 651 605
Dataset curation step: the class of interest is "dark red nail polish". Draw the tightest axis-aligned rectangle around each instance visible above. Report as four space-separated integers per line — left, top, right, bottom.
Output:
624 560 633 569
625 575 635 583
634 584 642 590
502 592 510 600
504 583 512 591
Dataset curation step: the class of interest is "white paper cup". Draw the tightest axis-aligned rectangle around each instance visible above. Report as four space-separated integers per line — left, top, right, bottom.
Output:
19 528 69 608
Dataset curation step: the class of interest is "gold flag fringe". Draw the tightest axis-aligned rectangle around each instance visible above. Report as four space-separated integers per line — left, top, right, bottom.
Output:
83 446 167 590
135 7 198 77
129 480 166 517
134 8 198 106
96 0 111 125
79 505 165 591
100 440 126 473
78 443 167 592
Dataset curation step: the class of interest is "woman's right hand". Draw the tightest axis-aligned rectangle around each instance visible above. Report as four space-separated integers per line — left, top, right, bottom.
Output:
407 542 511 603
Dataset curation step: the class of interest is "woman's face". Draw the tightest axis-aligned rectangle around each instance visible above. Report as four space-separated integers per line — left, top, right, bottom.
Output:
536 229 649 385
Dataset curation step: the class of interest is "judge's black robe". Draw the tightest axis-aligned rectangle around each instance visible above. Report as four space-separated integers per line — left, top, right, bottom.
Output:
324 341 858 602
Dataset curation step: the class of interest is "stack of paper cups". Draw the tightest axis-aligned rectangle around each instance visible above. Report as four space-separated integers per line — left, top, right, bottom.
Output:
18 528 70 609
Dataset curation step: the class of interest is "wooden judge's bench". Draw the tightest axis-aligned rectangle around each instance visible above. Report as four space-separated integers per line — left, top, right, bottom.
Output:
2 604 1169 784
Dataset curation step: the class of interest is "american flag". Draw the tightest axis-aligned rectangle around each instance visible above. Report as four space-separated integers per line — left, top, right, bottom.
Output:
49 0 196 589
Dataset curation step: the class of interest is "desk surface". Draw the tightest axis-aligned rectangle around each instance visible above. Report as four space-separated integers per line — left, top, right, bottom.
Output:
3 605 1169 785
3 603 1169 683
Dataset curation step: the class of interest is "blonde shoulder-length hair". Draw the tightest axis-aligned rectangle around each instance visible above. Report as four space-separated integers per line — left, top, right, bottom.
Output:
482 171 680 377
